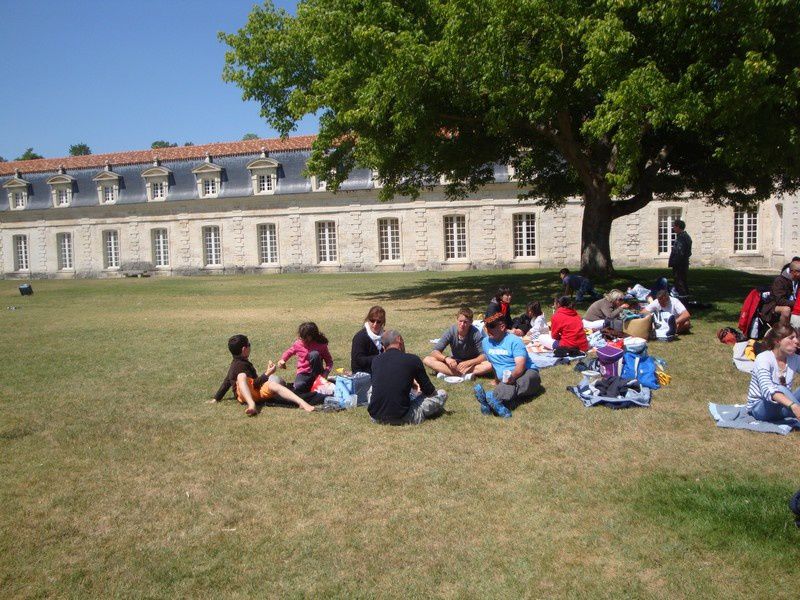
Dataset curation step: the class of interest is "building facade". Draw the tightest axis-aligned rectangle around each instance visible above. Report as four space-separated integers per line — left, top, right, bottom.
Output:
1 136 796 278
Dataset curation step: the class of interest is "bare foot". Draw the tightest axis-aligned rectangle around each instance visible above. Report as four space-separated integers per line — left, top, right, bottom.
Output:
245 407 258 417
301 403 316 413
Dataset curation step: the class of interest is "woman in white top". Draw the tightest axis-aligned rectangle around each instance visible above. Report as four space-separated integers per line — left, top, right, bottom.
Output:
746 324 800 422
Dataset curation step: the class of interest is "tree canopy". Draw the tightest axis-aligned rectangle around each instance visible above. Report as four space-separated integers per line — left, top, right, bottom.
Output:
15 148 43 161
241 133 260 140
69 143 92 156
221 0 800 276
151 140 178 149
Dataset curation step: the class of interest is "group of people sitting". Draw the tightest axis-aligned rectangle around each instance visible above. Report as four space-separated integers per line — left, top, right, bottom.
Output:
211 274 697 425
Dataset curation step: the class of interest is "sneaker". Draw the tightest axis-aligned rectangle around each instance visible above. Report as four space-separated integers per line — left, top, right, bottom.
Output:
464 373 474 381
473 384 492 416
485 391 512 419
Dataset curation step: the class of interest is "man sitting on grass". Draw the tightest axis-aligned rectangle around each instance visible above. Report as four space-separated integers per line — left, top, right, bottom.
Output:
643 290 691 334
474 312 542 418
213 334 316 416
368 330 447 425
423 306 493 380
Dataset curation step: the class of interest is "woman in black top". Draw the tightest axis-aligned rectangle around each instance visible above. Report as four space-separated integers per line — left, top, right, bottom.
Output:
350 305 386 374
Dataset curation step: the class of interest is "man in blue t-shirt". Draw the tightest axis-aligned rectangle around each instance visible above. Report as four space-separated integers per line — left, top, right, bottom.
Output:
475 312 542 417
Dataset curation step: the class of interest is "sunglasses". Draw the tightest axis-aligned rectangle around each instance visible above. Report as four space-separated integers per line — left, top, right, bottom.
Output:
369 319 384 325
485 321 501 330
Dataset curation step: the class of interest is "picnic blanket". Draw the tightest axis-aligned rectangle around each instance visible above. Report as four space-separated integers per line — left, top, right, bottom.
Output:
527 349 586 369
708 402 800 435
568 382 652 409
732 341 755 373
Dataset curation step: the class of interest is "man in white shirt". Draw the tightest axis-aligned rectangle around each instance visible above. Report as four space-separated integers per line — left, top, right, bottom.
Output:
644 290 691 333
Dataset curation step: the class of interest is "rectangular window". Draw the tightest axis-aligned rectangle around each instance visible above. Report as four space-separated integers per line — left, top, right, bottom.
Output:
13 192 25 208
316 221 337 263
102 186 116 204
203 226 222 266
444 215 467 260
257 174 273 193
513 213 537 258
734 209 758 252
103 230 120 268
378 218 401 261
57 233 73 270
203 178 217 196
13 235 29 271
657 208 682 255
152 229 169 267
57 188 70 206
257 223 278 264
152 181 165 200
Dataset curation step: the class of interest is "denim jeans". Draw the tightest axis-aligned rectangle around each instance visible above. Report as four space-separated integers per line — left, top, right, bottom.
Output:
751 385 798 422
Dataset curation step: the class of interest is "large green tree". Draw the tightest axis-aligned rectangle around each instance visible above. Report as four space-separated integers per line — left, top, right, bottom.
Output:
15 148 43 161
221 0 800 276
69 143 92 156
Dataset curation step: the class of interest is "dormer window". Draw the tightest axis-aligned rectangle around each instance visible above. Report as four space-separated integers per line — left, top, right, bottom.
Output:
310 175 327 192
47 168 76 207
141 163 172 202
3 171 31 210
93 165 121 205
192 156 223 198
246 155 279 196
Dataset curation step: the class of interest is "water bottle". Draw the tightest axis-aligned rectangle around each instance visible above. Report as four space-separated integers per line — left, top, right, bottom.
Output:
347 394 358 409
502 369 512 383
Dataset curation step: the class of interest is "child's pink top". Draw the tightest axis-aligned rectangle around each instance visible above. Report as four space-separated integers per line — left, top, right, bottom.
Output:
281 339 333 374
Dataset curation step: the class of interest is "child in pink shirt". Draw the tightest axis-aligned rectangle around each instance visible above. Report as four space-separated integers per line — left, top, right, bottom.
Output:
278 322 334 394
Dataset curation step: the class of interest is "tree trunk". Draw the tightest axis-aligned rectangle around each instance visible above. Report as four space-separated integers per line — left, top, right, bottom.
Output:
579 189 615 280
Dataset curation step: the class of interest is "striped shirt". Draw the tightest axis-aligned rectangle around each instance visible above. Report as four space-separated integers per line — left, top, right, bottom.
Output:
746 350 800 410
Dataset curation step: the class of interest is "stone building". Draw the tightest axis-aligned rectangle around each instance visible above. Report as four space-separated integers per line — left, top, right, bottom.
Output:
0 135 795 278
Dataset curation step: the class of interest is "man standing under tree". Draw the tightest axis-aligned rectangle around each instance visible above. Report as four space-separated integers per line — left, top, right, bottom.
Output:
669 219 692 297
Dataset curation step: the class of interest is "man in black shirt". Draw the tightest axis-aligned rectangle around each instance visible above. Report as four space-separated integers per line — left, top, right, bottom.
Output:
368 330 446 425
668 219 692 296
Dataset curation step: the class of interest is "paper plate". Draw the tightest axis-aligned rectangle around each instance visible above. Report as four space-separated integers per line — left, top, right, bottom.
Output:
444 375 464 384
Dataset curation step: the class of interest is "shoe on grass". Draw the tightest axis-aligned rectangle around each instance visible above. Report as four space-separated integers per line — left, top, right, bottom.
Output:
436 372 447 379
485 391 512 419
464 373 474 381
473 384 492 416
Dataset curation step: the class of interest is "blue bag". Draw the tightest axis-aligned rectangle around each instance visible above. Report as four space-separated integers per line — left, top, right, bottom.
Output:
621 353 660 390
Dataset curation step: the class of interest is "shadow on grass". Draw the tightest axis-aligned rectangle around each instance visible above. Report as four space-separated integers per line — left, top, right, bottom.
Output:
630 472 800 556
350 268 774 323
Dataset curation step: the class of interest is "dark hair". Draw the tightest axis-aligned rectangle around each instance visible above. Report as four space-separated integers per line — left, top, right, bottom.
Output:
764 324 796 350
228 334 250 356
559 268 570 276
556 295 574 309
299 321 328 345
365 305 386 324
495 286 511 300
457 306 474 320
674 219 686 230
655 289 670 301
527 301 542 317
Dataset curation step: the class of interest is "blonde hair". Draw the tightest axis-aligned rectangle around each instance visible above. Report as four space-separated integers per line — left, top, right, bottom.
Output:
604 289 625 303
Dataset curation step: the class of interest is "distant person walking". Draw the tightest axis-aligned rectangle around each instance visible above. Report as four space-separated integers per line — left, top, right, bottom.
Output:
668 219 692 296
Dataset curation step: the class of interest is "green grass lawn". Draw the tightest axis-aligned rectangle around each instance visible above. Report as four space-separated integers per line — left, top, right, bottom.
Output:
1 268 797 598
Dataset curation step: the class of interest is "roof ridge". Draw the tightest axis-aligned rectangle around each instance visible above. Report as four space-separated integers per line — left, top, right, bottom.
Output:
0 135 318 176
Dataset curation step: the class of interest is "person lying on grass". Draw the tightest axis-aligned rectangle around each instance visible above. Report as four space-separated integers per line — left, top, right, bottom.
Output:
423 306 493 379
212 334 316 416
746 324 800 423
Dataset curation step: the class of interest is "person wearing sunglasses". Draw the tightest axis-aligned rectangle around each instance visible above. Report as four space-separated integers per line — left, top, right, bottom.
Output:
350 305 387 374
746 324 800 422
474 311 542 418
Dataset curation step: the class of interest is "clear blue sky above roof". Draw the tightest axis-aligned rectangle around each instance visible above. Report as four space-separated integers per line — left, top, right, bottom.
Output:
0 0 316 161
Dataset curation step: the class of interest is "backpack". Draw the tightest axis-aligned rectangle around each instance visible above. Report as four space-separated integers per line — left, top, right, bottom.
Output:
738 288 769 339
621 353 660 390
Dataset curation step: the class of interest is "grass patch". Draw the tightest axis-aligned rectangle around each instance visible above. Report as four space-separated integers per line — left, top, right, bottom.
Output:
0 268 798 598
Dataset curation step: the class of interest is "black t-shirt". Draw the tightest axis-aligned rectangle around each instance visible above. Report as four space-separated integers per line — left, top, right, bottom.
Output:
368 348 436 422
224 356 267 400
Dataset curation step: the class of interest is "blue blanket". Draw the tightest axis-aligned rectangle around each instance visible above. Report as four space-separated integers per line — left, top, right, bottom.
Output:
568 384 651 409
708 402 800 435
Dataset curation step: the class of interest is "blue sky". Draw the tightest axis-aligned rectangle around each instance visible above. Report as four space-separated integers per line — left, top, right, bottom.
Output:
0 0 316 161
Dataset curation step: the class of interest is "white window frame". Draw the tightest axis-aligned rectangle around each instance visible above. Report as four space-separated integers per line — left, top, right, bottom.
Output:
311 169 335 192
93 168 121 205
316 221 338 263
513 213 537 258
774 203 784 252
103 230 120 269
57 188 71 207
443 215 467 260
13 234 29 271
247 157 279 196
734 208 759 253
257 223 279 265
657 207 683 256
378 217 401 262
46 173 76 207
151 228 170 268
4 176 30 210
141 166 172 202
192 160 223 199
203 225 222 267
57 232 73 271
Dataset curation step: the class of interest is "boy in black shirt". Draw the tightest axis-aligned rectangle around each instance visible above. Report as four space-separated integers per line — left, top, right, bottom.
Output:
214 334 316 416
